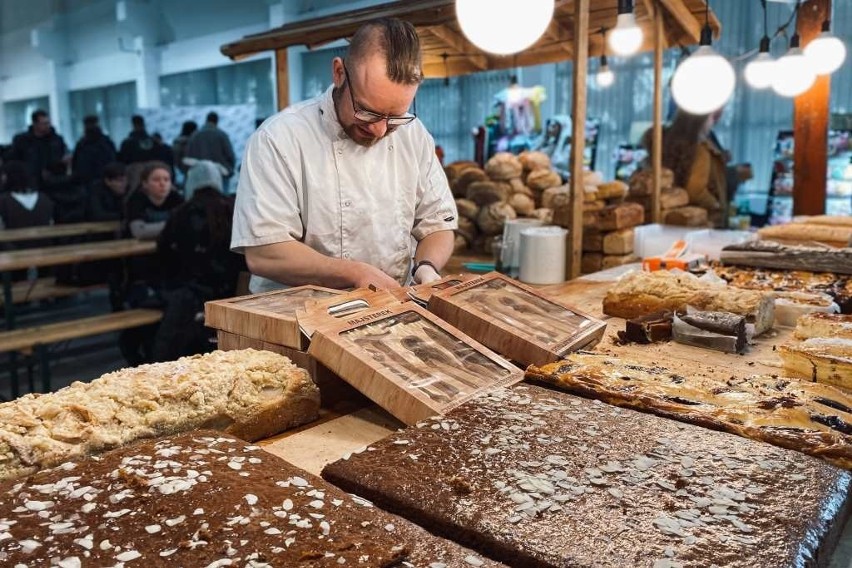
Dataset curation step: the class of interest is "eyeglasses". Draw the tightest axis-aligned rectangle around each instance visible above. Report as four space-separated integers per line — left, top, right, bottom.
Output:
342 62 417 127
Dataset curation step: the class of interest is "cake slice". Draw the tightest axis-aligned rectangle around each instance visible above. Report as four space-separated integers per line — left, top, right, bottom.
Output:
0 431 502 568
779 338 852 390
795 312 852 340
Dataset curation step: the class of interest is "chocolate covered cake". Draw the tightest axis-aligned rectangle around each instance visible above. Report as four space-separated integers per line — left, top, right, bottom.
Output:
323 385 851 568
0 431 501 567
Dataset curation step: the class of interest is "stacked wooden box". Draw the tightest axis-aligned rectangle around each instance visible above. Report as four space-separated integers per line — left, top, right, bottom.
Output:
444 152 562 255
625 168 707 227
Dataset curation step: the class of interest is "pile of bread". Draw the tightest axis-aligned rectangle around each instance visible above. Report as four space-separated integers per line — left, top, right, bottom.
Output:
445 152 561 254
626 168 709 227
758 215 852 248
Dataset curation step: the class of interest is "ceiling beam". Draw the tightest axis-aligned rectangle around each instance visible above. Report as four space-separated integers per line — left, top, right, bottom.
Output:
425 25 489 70
656 0 702 44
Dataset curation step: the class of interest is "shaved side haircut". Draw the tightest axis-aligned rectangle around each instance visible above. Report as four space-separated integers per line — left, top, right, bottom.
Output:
347 18 423 85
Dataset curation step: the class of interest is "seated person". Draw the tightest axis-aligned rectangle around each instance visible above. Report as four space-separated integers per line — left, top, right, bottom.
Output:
0 161 54 278
42 160 86 224
87 162 128 222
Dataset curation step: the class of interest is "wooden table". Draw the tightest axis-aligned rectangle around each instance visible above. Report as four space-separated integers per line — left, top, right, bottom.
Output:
254 267 852 566
0 221 120 244
0 238 156 329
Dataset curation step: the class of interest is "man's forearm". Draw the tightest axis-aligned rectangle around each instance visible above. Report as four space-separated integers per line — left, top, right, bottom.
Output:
414 230 455 272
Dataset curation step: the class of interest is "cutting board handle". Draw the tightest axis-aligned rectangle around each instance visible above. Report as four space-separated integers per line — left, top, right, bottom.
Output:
297 288 402 340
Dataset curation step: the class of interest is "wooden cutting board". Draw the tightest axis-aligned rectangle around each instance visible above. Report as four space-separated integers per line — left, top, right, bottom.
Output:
301 295 524 425
205 285 342 350
428 272 607 367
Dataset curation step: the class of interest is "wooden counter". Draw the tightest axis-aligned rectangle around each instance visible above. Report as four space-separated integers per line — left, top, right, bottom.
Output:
0 221 120 244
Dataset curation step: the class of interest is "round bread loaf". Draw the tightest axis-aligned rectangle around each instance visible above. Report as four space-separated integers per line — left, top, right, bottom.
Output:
596 180 629 200
452 167 488 197
527 169 563 191
661 167 675 190
477 202 517 235
456 215 477 244
541 185 570 210
509 193 536 216
455 198 479 220
509 177 534 197
584 199 606 212
519 151 551 172
628 169 653 196
583 170 605 186
530 207 553 224
485 152 523 180
467 180 509 206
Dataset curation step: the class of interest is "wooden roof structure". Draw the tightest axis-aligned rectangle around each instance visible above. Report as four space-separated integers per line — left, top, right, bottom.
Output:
221 0 721 78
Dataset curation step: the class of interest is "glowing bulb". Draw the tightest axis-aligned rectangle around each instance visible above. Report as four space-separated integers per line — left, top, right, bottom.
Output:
608 13 643 57
596 66 615 88
772 46 816 97
671 45 735 115
456 0 554 56
744 51 775 89
804 31 847 75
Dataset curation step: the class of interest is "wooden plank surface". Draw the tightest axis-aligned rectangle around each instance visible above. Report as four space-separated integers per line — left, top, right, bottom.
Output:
0 278 106 306
651 1 663 224
0 221 120 244
567 0 590 280
0 239 155 272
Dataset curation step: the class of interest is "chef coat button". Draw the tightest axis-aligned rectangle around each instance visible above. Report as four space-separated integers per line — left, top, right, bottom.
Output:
388 145 393 151
343 252 351 259
344 200 352 207
337 148 343 155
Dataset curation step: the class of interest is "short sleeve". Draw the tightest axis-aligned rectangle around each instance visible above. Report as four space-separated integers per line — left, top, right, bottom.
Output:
410 125 458 242
231 127 304 253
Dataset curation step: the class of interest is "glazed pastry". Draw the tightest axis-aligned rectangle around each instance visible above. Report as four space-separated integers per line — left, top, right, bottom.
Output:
779 338 852 390
795 313 852 340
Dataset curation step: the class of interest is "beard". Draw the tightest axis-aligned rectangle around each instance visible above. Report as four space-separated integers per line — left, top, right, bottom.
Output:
332 85 389 148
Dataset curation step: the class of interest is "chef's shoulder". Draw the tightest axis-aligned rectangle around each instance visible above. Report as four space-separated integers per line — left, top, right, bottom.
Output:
252 97 325 150
393 117 437 155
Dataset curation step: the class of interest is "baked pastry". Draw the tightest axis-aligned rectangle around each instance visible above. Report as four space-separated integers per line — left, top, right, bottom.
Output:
508 177 534 197
455 216 476 245
617 310 673 343
0 349 319 482
485 152 522 180
672 309 747 353
794 215 852 228
581 170 604 186
0 431 501 568
466 180 508 206
324 384 851 567
454 198 479 221
597 202 644 231
595 180 628 201
601 254 639 269
795 313 852 340
721 240 852 275
602 228 634 255
660 188 689 209
665 206 709 227
529 207 553 224
757 223 852 248
476 202 516 235
526 169 562 191
779 338 852 390
540 185 569 210
603 270 775 335
773 291 839 327
451 167 488 197
526 352 852 469
508 192 535 216
519 150 551 172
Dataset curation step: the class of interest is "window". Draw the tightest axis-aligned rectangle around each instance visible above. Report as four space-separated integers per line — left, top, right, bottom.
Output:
68 82 137 145
3 96 50 142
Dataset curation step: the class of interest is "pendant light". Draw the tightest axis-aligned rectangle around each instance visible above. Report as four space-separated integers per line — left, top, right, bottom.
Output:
744 1 775 89
804 19 847 75
772 2 816 97
456 0 555 56
596 29 615 88
671 1 735 115
608 0 643 57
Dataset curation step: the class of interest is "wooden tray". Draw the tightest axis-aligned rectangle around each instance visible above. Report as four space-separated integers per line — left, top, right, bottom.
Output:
407 273 480 305
205 285 342 350
428 272 607 366
301 296 523 425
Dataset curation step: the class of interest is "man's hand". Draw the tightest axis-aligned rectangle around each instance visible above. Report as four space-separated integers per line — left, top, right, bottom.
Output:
350 261 401 289
413 263 441 284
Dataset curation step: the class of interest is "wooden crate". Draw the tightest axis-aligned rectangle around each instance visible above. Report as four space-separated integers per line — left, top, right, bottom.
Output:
301 298 523 425
427 272 607 366
205 285 342 350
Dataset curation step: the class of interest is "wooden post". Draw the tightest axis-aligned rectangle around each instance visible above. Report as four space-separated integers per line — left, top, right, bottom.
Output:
567 0 590 280
651 0 664 224
793 0 831 216
276 48 290 110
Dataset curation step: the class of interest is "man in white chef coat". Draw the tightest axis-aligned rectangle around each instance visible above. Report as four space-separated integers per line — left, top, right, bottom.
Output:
232 18 457 293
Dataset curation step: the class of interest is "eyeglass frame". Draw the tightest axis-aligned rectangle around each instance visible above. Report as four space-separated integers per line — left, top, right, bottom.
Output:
342 61 417 127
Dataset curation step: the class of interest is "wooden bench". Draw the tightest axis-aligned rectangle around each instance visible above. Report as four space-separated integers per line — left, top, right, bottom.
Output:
0 309 163 398
0 278 107 307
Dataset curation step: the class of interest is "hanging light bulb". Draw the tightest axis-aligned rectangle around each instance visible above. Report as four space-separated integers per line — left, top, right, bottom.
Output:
671 3 735 115
608 0 643 57
772 34 816 97
804 20 847 75
745 37 775 89
596 55 615 87
456 0 554 56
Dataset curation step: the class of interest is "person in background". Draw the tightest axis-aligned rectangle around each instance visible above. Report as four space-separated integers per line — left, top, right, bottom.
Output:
172 120 198 186
72 115 117 186
0 161 54 279
42 160 86 224
152 159 246 361
87 161 128 222
151 132 175 178
5 110 69 191
120 161 184 365
118 115 158 165
185 112 236 189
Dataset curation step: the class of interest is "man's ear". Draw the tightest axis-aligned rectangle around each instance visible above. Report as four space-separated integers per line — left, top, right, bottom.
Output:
331 57 345 88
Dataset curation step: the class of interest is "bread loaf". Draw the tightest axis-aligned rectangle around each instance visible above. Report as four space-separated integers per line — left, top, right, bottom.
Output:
452 167 488 197
793 216 852 228
584 199 606 212
526 169 562 191
795 313 852 340
456 216 477 244
541 185 570 210
661 187 690 210
598 202 644 231
529 207 553 224
582 253 603 274
0 349 320 482
477 201 516 235
602 254 640 269
583 230 603 252
582 170 604 186
628 169 653 196
509 177 534 197
466 180 509 206
509 192 535 216
603 270 775 335
444 160 478 186
603 228 635 255
519 151 551 172
757 223 852 247
455 198 479 220
485 152 523 180
666 206 709 227
596 180 628 201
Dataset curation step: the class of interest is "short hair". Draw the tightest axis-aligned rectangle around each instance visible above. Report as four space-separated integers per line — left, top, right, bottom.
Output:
206 112 218 124
83 115 99 127
131 114 145 128
180 120 198 136
103 162 126 180
347 18 422 85
31 109 48 124
1 161 33 192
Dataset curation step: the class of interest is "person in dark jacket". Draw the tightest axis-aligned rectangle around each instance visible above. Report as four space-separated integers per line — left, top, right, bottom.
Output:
87 161 128 222
117 115 158 165
185 112 236 183
152 159 246 361
172 120 197 187
42 160 87 224
5 110 69 190
0 161 54 279
71 115 117 186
